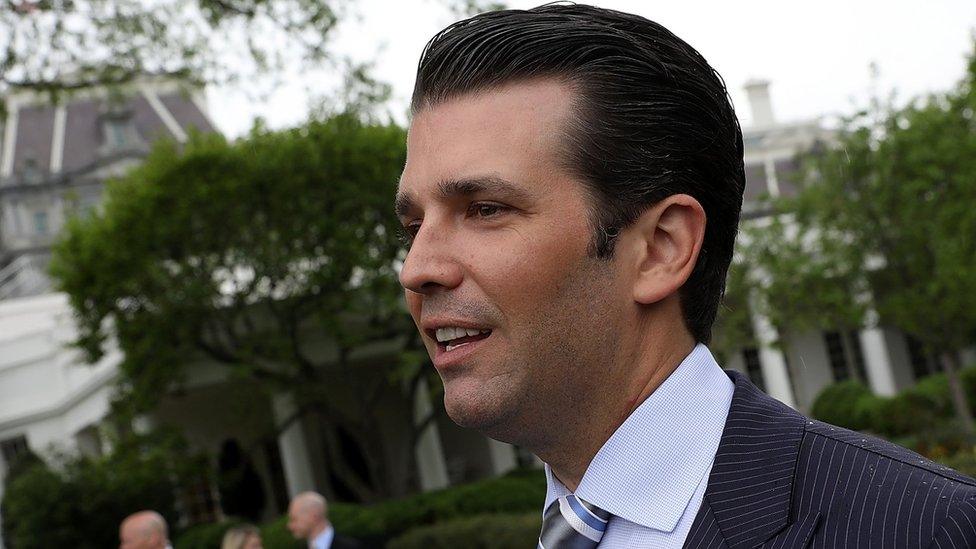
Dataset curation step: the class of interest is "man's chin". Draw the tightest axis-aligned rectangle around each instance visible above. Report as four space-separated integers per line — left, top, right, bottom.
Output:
443 390 516 436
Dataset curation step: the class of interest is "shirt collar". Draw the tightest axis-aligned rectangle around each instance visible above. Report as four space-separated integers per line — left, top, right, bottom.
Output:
543 343 733 532
310 524 335 549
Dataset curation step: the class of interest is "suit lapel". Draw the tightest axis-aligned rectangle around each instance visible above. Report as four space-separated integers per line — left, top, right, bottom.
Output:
684 371 809 549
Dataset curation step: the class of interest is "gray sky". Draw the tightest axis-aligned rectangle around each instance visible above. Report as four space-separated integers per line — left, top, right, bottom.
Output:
207 0 976 138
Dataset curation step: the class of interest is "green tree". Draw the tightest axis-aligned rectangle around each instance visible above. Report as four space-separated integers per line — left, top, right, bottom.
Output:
742 44 976 432
49 113 436 502
0 0 503 114
710 260 757 365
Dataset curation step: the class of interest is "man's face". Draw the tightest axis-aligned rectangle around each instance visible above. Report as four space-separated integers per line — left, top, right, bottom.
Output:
287 503 312 539
397 80 630 444
118 520 160 549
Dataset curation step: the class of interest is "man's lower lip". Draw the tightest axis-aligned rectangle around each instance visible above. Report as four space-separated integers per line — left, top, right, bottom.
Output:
433 335 490 369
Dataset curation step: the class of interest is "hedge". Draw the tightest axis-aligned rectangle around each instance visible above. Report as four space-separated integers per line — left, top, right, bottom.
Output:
177 468 545 548
328 468 545 542
387 512 540 549
1 450 179 549
811 365 976 442
810 380 876 431
175 520 243 549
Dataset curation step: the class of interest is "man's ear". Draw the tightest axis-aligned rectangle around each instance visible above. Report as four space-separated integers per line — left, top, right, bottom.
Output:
623 194 706 305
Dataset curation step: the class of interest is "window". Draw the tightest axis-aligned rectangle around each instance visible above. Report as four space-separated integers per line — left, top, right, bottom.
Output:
825 330 867 383
33 210 49 235
1 435 30 468
21 156 43 184
743 347 765 392
106 119 129 148
849 331 867 381
825 331 849 381
906 334 937 379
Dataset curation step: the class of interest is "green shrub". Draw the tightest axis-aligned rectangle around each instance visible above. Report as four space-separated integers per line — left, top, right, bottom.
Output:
1 449 179 549
387 512 540 549
961 366 976 414
176 520 243 549
939 448 976 479
326 468 545 542
811 380 875 430
871 393 936 438
259 515 303 549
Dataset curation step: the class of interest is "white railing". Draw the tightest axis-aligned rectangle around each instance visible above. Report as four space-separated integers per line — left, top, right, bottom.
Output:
0 255 50 300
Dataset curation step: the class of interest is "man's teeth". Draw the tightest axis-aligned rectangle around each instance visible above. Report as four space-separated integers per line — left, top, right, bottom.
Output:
435 326 490 343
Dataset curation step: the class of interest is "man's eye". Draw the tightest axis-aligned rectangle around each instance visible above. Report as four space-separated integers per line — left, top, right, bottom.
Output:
468 202 507 218
397 223 420 245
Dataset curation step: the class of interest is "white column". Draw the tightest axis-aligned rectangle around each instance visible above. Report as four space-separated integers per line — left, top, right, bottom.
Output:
749 303 797 408
487 439 518 476
859 327 898 396
413 378 449 491
858 306 899 396
272 394 317 497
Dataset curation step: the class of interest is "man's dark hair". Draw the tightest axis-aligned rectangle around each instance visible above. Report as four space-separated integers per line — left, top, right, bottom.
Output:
411 3 745 343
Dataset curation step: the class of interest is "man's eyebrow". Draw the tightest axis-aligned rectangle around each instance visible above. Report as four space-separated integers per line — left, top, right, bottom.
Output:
395 176 530 218
437 176 531 202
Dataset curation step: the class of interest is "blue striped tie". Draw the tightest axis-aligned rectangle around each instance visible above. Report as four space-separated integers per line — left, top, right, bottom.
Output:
538 494 612 548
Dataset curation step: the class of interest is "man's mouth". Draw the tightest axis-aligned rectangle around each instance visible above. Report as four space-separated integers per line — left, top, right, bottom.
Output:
434 326 492 352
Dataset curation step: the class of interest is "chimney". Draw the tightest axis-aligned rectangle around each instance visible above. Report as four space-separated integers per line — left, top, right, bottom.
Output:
744 79 775 127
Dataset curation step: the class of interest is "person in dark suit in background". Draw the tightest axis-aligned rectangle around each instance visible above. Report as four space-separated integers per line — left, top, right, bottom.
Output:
394 4 976 547
287 491 360 549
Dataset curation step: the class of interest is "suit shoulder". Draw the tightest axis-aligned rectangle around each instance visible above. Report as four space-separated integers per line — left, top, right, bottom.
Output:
804 419 976 488
931 498 976 548
331 534 364 549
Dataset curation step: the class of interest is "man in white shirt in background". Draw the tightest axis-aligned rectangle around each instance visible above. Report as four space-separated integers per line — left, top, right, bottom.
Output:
287 491 359 549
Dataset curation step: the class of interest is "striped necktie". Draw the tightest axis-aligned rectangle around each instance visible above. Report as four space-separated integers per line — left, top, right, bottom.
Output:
538 494 612 548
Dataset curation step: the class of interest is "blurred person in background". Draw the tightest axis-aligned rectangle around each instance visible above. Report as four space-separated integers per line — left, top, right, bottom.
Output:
221 524 263 549
119 510 172 549
287 491 361 549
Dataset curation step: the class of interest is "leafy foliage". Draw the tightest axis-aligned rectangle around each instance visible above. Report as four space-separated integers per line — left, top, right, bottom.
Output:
175 519 245 549
810 380 877 432
387 512 541 549
710 261 758 363
740 214 868 338
0 430 197 549
741 41 976 428
812 364 976 453
0 0 505 101
325 468 546 542
49 113 427 501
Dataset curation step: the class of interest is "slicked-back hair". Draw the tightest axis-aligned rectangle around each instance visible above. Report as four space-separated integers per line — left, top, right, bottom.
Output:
411 3 745 344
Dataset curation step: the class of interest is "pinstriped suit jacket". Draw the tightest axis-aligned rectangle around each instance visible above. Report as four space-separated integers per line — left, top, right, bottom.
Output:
682 371 976 549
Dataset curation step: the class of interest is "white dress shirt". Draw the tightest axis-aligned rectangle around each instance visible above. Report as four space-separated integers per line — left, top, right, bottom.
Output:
309 524 335 549
543 344 734 548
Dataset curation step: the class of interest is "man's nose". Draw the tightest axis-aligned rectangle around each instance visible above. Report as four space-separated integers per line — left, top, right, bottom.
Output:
399 223 463 295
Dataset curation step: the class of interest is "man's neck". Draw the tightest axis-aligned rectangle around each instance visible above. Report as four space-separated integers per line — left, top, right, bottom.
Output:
538 334 695 491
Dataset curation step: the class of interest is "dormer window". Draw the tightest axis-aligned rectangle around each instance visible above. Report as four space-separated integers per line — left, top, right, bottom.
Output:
99 97 141 154
21 155 43 185
106 118 129 148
